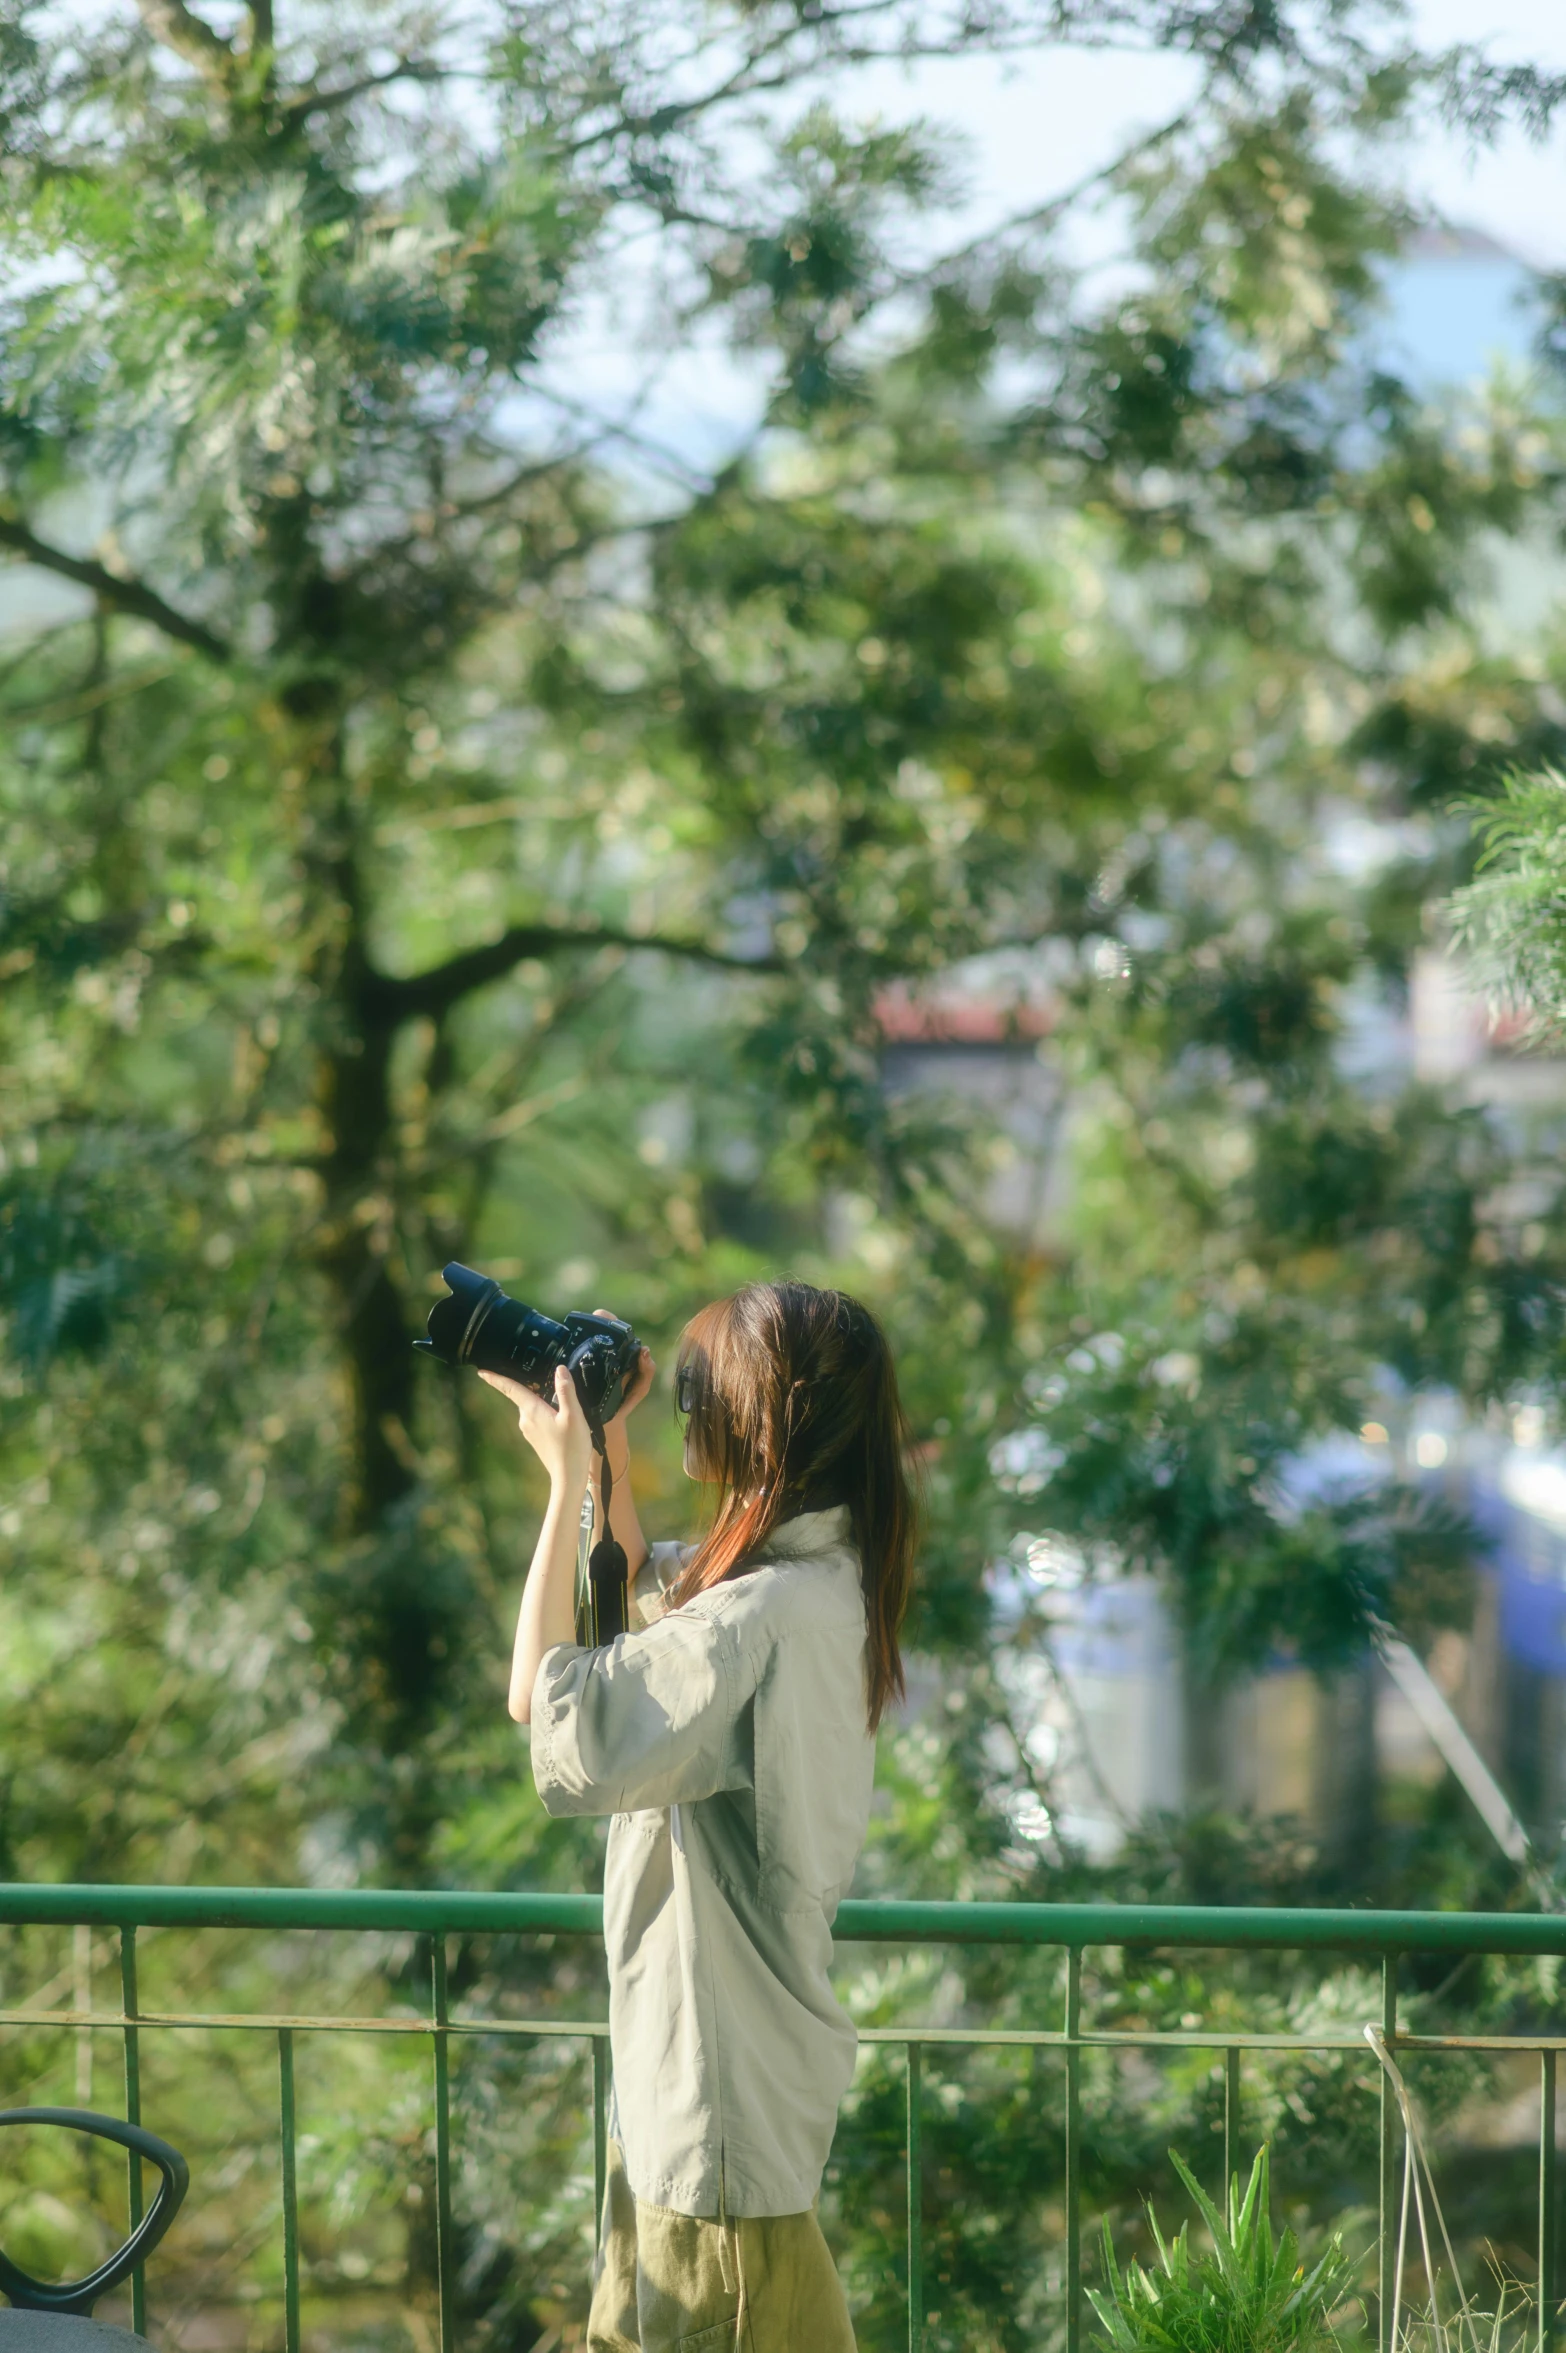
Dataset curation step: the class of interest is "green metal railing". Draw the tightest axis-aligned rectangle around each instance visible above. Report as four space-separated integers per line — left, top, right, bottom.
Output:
4 1887 1566 2352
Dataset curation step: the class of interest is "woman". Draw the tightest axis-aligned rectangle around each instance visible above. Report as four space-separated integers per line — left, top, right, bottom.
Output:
481 1279 916 2353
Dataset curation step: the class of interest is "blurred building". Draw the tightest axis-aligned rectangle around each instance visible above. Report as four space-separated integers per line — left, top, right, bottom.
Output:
881 927 1566 1867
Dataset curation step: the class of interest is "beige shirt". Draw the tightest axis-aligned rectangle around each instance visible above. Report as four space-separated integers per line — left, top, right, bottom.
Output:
529 1506 874 2217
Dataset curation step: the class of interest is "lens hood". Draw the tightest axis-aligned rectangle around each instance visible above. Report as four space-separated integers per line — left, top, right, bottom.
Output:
416 1263 505 1366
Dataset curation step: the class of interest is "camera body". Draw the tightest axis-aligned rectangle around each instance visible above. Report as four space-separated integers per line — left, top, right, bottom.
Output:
415 1263 640 1426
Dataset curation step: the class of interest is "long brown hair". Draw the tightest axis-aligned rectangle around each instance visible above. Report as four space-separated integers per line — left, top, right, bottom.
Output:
668 1280 917 1731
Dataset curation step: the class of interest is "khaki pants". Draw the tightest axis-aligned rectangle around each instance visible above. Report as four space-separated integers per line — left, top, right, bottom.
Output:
587 2141 857 2352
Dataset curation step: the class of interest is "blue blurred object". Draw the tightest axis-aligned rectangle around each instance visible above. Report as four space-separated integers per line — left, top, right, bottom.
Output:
1472 1455 1566 1674
1377 223 1544 388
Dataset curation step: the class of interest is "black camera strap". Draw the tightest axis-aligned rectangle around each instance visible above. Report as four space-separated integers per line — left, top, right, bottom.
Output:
586 1424 630 1645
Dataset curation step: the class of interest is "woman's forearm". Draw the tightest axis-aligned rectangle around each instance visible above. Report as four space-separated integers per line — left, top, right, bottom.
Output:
509 1472 587 1724
594 1445 649 1585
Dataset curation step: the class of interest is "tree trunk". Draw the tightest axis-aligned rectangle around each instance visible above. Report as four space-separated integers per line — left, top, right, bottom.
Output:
297 718 466 1880
297 713 420 1534
319 996 418 1536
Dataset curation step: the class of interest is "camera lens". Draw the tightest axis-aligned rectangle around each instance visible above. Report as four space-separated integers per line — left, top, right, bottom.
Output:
416 1267 639 1427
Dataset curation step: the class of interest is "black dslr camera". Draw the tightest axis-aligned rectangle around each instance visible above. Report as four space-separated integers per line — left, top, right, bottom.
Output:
415 1263 640 1424
415 1265 640 1647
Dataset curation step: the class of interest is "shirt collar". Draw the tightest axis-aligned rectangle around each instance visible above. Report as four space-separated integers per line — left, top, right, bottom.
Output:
764 1504 853 1560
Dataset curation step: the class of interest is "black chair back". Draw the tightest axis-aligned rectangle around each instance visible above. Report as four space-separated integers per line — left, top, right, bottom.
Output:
0 2112 187 2319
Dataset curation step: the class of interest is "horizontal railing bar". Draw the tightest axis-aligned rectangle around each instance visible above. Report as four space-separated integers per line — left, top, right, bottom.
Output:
0 1887 606 1935
6 1886 1566 1955
851 2029 1367 2049
9 2008 1566 2057
868 2030 1566 2052
0 2010 611 2037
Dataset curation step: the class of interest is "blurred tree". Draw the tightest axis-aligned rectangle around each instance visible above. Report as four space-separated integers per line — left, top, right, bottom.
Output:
2 0 1564 1890
8 0 1566 2343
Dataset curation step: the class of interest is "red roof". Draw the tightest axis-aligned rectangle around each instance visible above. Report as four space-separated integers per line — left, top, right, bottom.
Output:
874 982 1056 1045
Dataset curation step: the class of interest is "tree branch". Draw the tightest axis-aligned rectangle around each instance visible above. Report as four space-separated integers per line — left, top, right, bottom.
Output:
561 0 929 159
564 0 1087 162
889 103 1197 297
523 386 715 495
449 441 592 517
279 56 446 123
367 920 784 1022
0 516 231 662
135 0 234 87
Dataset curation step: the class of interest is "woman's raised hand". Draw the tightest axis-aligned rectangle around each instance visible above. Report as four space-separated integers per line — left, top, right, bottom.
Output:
593 1310 655 1470
479 1362 593 1491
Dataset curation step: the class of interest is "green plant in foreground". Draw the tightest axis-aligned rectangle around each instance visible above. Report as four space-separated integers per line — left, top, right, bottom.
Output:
1090 2145 1356 2353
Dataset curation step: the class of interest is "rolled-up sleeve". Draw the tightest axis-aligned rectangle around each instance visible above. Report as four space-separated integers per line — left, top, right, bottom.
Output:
630 1539 689 1630
530 1605 754 1816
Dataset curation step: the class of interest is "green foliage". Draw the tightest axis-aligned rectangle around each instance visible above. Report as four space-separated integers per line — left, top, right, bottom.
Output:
989 906 1566 1671
1005 1312 1475 1676
1451 768 1566 1035
1090 2146 1356 2353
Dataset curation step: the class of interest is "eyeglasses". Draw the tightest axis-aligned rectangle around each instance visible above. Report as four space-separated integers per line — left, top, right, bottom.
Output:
674 1365 698 1419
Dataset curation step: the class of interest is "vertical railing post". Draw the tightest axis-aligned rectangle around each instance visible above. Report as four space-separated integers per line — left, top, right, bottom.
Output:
907 2041 923 2353
431 1935 454 2353
1380 1955 1399 2353
73 1923 93 2106
592 2035 609 2236
1542 2047 1558 2353
278 2028 301 2353
119 1924 146 2337
1223 2046 1241 2211
1066 1948 1082 2353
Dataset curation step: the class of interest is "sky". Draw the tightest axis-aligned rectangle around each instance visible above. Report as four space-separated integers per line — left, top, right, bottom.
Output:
11 0 1566 597
834 0 1566 271
535 0 1566 479
902 2 1561 261
1356 0 1566 267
